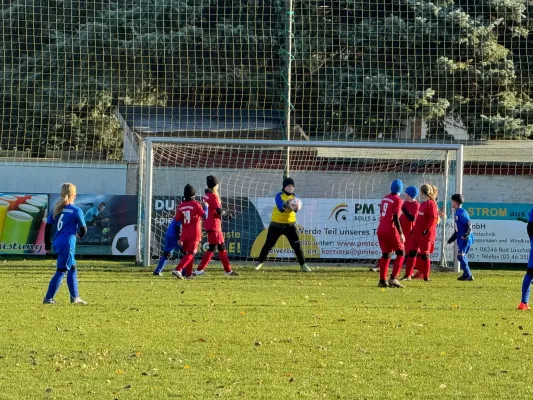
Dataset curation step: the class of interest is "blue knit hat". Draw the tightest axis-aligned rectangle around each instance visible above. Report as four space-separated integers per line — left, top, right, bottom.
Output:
405 186 419 199
391 179 403 194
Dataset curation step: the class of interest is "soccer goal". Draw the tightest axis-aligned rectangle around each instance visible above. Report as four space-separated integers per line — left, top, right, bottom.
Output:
138 138 464 271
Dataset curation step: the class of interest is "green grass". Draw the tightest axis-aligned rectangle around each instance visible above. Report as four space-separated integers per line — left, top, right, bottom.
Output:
1 260 532 399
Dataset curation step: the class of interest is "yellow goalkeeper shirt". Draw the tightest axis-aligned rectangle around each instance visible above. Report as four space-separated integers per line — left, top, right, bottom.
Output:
271 192 297 224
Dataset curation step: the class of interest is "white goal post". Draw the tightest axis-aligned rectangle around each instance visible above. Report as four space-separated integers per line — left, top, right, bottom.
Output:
138 138 464 272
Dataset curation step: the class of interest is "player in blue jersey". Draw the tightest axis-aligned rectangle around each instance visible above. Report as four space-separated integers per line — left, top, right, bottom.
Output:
153 218 182 276
446 194 475 281
518 207 533 310
43 183 88 305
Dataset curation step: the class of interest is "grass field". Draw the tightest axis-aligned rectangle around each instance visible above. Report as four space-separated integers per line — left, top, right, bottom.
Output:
1 260 532 399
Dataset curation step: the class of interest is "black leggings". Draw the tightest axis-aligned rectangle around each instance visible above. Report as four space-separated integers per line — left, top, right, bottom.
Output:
258 223 306 266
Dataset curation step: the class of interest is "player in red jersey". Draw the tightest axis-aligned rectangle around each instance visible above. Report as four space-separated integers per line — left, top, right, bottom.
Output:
399 186 420 281
376 180 405 288
194 175 238 276
171 184 206 279
403 184 439 281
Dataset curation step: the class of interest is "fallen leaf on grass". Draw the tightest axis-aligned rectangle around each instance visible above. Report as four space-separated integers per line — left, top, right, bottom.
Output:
116 369 124 375
439 384 447 389
123 384 132 389
197 338 207 343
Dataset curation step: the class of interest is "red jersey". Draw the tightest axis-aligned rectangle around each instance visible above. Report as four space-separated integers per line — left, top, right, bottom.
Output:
377 194 403 235
174 200 205 242
412 199 438 236
399 200 420 236
202 190 222 231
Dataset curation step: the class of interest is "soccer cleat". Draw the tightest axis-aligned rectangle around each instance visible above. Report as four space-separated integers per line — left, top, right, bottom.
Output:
300 264 312 273
457 275 467 281
225 270 239 276
153 271 162 276
518 302 531 311
378 280 390 288
424 277 431 282
400 275 412 281
388 278 404 288
172 269 184 279
465 275 474 281
254 262 263 271
43 297 56 304
369 267 379 272
70 297 87 305
193 270 205 276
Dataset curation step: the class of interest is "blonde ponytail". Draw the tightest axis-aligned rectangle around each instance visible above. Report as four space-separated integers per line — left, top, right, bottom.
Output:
420 184 438 201
53 182 77 218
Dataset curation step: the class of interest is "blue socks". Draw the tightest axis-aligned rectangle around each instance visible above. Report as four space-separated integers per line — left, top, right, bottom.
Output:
45 269 79 300
45 271 65 300
154 254 168 274
457 254 472 277
521 273 533 304
67 269 79 298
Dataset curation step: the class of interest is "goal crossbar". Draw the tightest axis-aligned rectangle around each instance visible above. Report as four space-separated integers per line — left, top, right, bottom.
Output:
141 138 464 272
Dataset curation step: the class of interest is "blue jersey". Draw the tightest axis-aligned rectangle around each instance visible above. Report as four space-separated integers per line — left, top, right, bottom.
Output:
455 208 474 243
47 204 86 248
529 208 533 248
165 219 181 239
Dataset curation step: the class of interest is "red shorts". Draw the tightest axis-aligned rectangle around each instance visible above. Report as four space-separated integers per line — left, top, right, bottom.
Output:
404 234 416 253
180 238 200 254
207 230 224 245
377 232 404 253
409 232 435 254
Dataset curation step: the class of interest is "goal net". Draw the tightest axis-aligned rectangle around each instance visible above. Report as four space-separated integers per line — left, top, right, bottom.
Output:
138 139 463 270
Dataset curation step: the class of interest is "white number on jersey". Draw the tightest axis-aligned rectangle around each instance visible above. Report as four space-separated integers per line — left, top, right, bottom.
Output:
57 214 65 231
381 202 388 217
184 210 191 224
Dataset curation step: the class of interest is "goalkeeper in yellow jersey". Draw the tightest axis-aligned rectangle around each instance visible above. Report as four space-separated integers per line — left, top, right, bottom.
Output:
255 177 311 272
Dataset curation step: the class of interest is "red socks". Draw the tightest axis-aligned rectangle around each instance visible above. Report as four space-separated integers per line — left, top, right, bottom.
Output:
195 250 232 273
415 255 431 279
176 253 194 273
218 250 232 273
197 251 214 272
185 259 194 277
423 257 431 279
379 257 391 281
391 255 405 279
405 256 416 277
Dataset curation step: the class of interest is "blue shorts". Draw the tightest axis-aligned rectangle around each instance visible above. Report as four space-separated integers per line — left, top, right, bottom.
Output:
163 235 179 253
53 243 76 271
528 245 533 268
457 239 471 255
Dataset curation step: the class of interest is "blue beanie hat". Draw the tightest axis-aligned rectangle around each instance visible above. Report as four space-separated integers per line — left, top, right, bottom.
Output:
391 179 403 194
405 186 419 199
